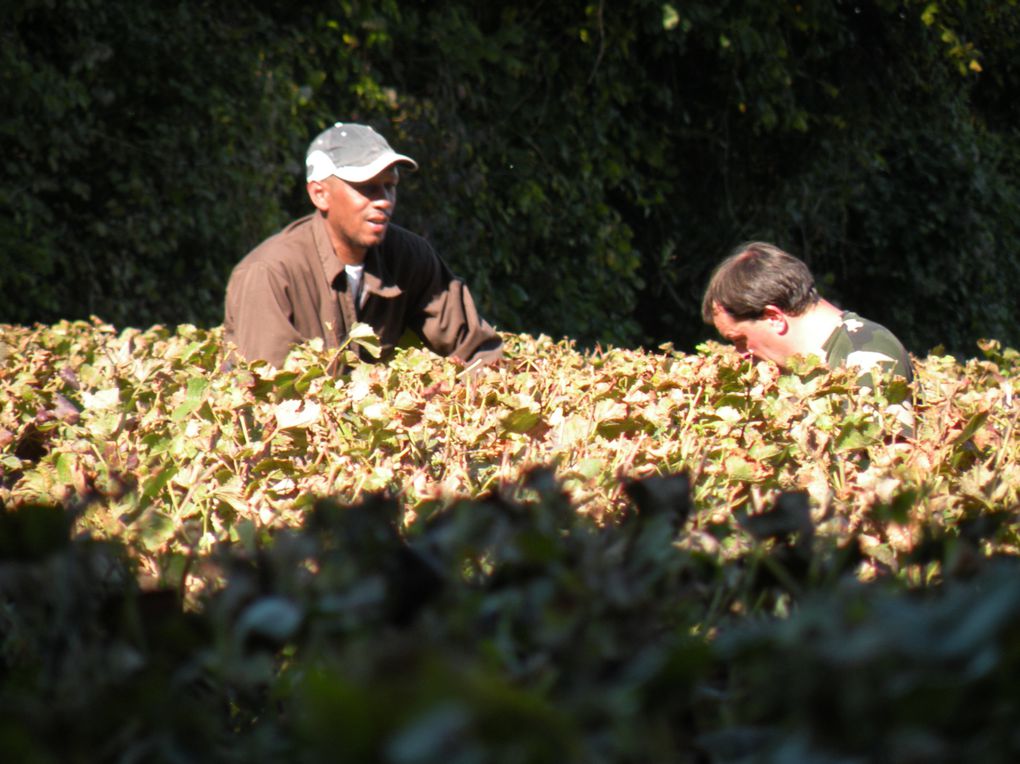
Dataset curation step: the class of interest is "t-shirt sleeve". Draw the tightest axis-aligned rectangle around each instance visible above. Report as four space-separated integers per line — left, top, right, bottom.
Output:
224 262 304 368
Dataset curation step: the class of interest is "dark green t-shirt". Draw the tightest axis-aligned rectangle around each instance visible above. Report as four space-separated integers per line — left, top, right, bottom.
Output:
821 311 914 388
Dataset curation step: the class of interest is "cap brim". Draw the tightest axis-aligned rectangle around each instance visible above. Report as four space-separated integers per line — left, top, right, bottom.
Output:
332 151 418 183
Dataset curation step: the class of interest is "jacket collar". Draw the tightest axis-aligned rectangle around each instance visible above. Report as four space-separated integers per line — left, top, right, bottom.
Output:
311 213 342 286
311 213 403 298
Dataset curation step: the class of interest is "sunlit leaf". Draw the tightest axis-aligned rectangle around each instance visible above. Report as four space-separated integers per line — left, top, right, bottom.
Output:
171 377 209 421
141 465 178 502
82 387 120 410
951 410 990 450
501 407 543 434
275 399 322 429
724 455 755 482
349 322 382 359
715 406 743 423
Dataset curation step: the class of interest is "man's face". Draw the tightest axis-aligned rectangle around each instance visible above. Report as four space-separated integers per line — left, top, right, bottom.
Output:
711 304 792 367
309 166 400 262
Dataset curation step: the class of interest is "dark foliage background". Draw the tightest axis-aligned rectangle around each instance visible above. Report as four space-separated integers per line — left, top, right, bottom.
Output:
3 0 1019 357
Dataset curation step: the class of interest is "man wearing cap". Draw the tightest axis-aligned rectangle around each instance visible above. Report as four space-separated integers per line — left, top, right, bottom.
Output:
224 122 502 369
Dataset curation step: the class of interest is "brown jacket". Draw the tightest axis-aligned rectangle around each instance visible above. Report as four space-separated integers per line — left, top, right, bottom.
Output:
224 214 502 368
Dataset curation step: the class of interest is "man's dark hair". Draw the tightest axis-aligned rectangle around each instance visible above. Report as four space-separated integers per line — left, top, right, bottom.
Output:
701 242 820 323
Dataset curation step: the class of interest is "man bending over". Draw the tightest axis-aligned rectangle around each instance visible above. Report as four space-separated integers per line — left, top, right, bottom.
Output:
702 241 913 389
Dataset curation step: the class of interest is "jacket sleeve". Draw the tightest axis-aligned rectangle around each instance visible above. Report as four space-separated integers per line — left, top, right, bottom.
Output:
224 262 304 368
419 278 503 365
410 247 502 366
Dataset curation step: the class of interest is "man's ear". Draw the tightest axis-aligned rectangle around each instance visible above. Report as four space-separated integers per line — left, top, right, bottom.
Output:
761 305 789 333
307 180 330 212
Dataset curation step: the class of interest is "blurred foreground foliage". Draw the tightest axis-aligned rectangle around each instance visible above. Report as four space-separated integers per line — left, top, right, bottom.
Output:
4 0 1020 355
1 320 1019 760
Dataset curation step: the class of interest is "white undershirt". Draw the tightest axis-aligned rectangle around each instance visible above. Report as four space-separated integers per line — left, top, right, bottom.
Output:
345 263 365 310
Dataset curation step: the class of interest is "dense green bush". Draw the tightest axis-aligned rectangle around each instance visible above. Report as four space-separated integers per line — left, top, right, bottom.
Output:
5 472 1020 761
1 317 1018 759
2 318 1016 582
3 0 1019 356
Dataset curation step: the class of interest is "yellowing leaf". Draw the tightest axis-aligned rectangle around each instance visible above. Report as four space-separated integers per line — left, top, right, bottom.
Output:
171 377 209 421
502 407 543 434
724 454 755 481
576 458 604 479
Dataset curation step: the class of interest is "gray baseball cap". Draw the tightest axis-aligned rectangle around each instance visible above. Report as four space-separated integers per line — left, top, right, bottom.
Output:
305 122 418 183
